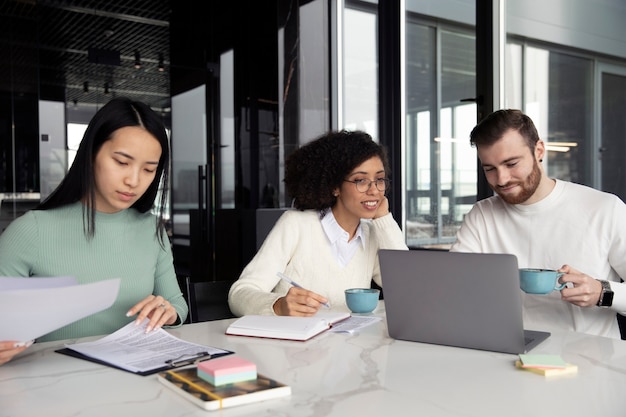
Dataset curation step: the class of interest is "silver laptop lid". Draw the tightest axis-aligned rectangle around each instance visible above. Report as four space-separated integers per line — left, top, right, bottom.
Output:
380 249 549 354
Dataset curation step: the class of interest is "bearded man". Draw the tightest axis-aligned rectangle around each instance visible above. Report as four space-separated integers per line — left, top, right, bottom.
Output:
451 109 626 339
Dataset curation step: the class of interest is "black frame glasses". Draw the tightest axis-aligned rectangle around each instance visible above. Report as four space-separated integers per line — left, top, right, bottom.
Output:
343 178 390 193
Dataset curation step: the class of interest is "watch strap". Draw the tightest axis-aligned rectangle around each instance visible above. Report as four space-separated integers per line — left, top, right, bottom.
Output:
596 280 614 307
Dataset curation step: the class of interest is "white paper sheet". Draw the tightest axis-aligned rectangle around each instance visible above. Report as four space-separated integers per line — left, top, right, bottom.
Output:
0 277 121 342
329 316 382 334
0 276 78 290
64 320 232 373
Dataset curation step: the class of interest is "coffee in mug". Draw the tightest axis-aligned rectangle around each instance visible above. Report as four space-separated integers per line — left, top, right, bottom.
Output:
519 268 566 294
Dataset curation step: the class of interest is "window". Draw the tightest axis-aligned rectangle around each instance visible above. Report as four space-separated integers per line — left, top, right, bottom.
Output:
67 123 87 168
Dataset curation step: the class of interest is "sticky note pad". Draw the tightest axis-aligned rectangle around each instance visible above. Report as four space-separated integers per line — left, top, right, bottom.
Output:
518 354 568 369
515 360 578 377
197 356 257 386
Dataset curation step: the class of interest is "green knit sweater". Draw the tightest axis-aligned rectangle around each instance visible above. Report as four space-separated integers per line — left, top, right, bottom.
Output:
0 202 188 342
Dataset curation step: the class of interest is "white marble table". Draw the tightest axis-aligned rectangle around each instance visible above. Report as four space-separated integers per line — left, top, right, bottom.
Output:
2 303 626 417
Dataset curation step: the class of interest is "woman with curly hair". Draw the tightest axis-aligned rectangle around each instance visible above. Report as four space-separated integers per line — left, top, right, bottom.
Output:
228 130 407 316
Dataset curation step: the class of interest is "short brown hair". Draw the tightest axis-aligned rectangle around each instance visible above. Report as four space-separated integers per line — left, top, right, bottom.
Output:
470 109 539 152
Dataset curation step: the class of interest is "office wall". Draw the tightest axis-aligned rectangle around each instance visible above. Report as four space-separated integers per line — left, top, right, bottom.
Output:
508 0 626 59
406 0 475 24
38 100 66 201
406 0 626 60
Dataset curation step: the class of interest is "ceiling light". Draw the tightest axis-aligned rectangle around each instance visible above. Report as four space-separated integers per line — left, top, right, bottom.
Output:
134 50 141 69
158 53 165 72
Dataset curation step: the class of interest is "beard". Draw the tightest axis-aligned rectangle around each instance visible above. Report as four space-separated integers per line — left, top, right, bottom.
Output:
492 159 542 205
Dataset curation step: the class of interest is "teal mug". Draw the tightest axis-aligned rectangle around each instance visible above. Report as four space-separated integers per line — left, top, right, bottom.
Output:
345 288 380 313
519 268 566 294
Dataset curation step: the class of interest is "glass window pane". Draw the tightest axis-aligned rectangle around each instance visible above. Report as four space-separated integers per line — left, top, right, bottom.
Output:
67 123 87 168
505 43 523 109
525 47 593 186
343 7 378 137
405 21 476 248
299 0 329 141
440 30 476 240
219 50 235 209
405 22 437 246
601 71 626 200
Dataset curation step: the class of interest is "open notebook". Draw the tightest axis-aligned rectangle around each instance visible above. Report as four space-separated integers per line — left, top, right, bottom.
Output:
379 249 550 354
225 311 350 341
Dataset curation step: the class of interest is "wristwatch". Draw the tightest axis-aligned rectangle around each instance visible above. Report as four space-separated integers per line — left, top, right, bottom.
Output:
596 280 614 307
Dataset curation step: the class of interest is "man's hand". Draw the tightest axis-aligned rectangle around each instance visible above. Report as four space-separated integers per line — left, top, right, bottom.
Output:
558 264 604 307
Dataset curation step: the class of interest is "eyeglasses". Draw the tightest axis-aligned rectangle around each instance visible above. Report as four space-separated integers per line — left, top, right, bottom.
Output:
343 178 390 193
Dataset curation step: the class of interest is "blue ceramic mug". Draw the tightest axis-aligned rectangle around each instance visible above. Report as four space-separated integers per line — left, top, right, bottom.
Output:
345 288 380 313
519 268 566 294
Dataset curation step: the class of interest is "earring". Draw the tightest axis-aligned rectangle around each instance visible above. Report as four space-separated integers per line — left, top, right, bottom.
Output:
539 158 543 162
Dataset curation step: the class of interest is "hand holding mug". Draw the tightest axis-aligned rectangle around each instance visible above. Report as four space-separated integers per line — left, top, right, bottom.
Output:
557 265 606 308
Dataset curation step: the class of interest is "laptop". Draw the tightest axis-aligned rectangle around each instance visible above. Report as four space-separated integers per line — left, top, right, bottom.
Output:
379 249 550 354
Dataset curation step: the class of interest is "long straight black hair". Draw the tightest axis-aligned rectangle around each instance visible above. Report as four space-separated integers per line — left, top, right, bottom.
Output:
37 97 170 246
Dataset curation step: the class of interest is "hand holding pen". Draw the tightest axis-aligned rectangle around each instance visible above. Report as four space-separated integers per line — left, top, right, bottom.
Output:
274 272 331 316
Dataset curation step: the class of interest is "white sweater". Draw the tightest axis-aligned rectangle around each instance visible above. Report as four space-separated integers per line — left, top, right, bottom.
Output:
228 209 408 316
451 179 626 339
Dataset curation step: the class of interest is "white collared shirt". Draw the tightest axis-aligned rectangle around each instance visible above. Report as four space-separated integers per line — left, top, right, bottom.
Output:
321 210 365 267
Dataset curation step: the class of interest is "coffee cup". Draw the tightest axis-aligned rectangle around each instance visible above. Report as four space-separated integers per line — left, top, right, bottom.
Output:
519 268 566 294
345 288 380 314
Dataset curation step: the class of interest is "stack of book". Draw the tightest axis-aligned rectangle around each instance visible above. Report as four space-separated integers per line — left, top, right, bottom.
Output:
158 356 291 411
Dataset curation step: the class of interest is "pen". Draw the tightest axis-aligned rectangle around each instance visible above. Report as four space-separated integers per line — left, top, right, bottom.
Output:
165 351 212 367
276 272 331 309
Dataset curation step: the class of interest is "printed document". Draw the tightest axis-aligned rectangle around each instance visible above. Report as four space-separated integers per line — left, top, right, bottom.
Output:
63 320 232 374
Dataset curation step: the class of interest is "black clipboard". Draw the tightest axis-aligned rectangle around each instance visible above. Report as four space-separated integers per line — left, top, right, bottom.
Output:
55 347 234 376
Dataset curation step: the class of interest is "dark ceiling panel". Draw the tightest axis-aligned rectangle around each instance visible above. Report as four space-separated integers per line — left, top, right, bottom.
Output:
0 0 171 111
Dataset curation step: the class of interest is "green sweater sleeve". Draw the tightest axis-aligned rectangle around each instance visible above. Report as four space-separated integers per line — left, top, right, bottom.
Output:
0 211 40 277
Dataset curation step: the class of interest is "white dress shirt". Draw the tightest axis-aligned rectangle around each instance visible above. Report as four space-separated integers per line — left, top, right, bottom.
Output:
321 209 365 267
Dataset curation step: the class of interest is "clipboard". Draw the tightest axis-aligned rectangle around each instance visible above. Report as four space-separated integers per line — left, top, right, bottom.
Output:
54 320 233 376
55 348 233 376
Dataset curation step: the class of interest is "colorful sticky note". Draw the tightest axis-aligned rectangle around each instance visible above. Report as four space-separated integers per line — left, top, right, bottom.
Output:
197 356 257 386
515 360 578 377
518 354 568 369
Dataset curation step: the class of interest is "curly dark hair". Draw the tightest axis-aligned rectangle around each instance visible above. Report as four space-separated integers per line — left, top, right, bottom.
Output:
284 130 389 210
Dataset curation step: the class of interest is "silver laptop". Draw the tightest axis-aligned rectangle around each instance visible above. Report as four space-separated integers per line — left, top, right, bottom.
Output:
379 249 550 354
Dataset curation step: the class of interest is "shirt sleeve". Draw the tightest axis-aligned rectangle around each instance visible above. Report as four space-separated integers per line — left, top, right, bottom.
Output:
605 196 626 314
153 230 189 326
0 212 39 277
370 212 409 250
370 212 409 287
228 211 301 317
